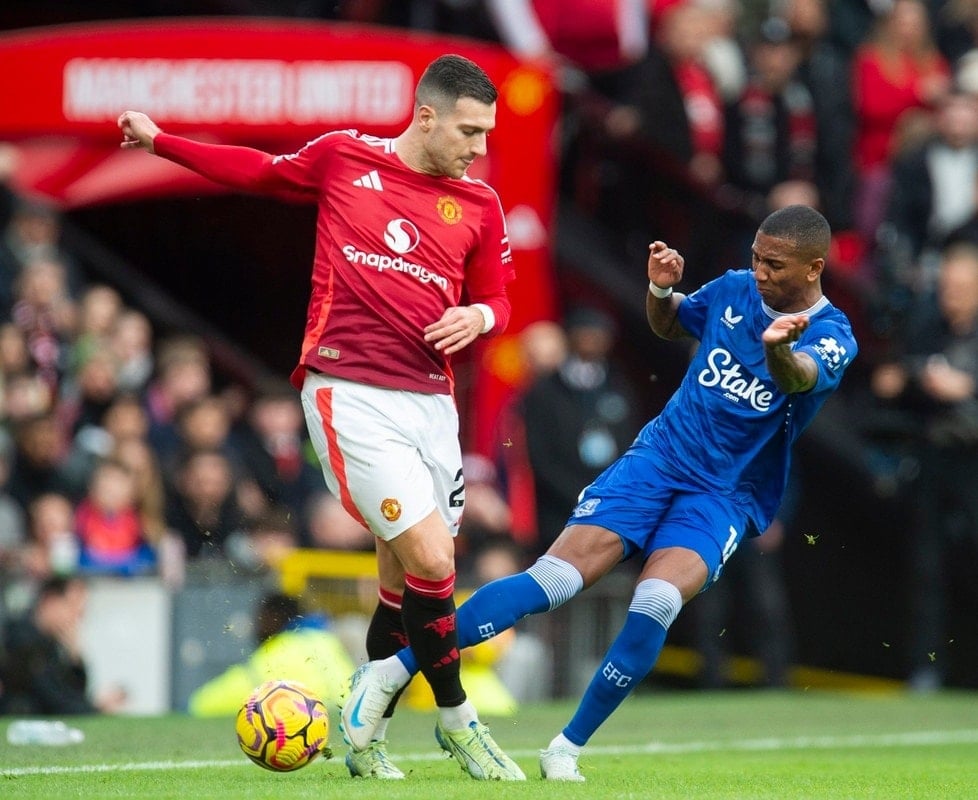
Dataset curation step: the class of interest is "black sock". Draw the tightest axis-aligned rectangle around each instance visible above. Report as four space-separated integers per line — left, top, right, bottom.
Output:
402 573 465 708
365 592 408 718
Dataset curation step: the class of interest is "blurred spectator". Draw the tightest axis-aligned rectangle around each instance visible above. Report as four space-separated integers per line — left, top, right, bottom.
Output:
0 198 83 306
851 0 951 255
236 381 324 539
467 537 552 703
696 0 749 105
6 410 80 511
876 89 978 321
164 448 246 559
1 369 52 424
61 347 121 439
61 391 148 491
627 1 727 189
722 16 818 232
868 241 978 691
305 490 374 551
456 452 513 567
521 307 641 555
485 0 650 83
0 429 27 573
144 335 212 459
0 321 31 375
934 0 978 64
69 284 123 373
0 576 126 715
10 256 77 388
172 393 264 518
491 320 568 545
692 489 798 689
519 319 569 377
110 308 154 394
110 434 167 544
186 591 355 718
224 505 298 574
74 458 156 577
2 491 79 618
778 0 857 232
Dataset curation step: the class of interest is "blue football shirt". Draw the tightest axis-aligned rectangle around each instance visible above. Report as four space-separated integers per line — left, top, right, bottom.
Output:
637 269 857 534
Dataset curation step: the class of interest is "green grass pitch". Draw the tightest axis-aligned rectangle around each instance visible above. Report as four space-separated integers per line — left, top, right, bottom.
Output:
3 690 978 799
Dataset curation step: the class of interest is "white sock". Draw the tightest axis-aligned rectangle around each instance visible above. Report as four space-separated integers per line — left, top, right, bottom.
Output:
548 733 581 755
438 699 478 731
378 656 411 688
372 717 391 741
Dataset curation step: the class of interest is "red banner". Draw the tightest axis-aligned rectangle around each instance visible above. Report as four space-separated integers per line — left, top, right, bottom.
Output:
0 19 560 454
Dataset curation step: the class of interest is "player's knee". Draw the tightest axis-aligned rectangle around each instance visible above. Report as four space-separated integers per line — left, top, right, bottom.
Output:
630 578 683 629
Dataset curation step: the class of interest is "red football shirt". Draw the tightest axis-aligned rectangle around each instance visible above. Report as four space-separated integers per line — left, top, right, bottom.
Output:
154 130 514 394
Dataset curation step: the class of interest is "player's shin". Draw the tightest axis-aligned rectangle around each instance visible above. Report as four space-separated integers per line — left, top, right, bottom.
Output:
563 578 682 745
396 555 583 674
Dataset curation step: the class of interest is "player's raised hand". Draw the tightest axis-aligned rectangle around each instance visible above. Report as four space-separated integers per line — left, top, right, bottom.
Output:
648 241 683 290
762 314 810 347
118 111 161 153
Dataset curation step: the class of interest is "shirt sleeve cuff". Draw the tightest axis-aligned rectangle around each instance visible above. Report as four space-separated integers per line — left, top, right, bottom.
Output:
471 303 495 334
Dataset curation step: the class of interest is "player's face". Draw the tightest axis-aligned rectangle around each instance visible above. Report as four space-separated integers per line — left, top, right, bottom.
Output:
424 97 496 178
750 232 820 312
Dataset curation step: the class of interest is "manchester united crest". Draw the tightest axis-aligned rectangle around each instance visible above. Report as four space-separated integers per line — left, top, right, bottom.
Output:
437 195 462 225
381 498 402 522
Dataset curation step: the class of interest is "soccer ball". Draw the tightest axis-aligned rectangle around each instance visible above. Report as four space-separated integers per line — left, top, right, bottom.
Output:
235 680 331 771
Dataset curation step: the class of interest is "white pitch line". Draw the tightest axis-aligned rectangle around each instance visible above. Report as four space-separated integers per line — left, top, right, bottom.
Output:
4 729 978 778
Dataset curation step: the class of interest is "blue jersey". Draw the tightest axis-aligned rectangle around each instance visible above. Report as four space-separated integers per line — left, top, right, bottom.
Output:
637 269 857 534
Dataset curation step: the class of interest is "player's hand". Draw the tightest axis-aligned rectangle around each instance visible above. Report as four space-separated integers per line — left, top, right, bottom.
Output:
118 110 161 153
762 314 810 347
424 306 485 355
648 241 683 290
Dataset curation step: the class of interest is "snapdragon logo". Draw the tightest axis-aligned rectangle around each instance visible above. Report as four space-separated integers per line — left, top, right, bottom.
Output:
698 347 773 411
383 218 421 254
343 217 447 289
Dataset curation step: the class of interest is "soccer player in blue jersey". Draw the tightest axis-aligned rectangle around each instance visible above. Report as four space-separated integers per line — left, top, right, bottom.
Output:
341 204 857 780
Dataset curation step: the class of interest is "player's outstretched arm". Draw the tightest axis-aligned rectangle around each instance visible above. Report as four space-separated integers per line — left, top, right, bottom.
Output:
646 241 688 340
762 314 818 394
118 111 161 154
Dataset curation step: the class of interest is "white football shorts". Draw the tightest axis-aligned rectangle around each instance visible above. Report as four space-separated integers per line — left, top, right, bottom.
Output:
300 371 464 541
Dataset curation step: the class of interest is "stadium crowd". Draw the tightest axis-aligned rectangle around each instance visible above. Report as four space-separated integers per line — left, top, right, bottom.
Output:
2 0 978 713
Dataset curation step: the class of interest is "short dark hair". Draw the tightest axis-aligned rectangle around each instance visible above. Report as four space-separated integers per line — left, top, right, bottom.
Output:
758 205 831 261
416 54 497 112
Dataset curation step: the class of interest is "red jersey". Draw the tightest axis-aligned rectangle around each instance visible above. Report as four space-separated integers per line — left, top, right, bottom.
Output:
154 131 514 394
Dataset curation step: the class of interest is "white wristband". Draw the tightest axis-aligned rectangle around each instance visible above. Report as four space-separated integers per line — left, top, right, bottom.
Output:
471 303 495 334
648 281 673 299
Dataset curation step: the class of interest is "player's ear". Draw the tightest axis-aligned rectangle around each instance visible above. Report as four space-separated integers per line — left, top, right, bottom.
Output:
418 105 436 132
808 257 825 281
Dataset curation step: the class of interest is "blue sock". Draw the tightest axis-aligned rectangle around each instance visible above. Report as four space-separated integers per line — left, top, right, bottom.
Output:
396 555 582 674
563 578 682 746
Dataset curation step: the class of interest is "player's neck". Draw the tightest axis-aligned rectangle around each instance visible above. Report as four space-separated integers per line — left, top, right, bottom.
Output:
393 131 436 176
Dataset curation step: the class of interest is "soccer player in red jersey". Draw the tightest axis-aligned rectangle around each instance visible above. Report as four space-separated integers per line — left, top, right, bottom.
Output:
118 54 524 781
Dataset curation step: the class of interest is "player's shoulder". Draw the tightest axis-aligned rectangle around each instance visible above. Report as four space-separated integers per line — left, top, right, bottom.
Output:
457 173 504 203
304 129 394 154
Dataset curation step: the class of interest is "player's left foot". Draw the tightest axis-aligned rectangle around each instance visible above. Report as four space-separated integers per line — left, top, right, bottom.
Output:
345 740 405 779
434 720 526 780
539 745 585 781
340 662 399 751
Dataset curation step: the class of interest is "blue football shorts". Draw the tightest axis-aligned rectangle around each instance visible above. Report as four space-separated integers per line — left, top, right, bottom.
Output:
565 447 750 587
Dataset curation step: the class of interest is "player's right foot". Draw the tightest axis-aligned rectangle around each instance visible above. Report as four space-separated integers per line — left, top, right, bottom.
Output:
340 662 399 751
434 720 526 781
344 740 405 779
539 745 585 781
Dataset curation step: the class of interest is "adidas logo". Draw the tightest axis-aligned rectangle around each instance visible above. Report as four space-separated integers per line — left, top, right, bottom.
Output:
353 170 383 190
